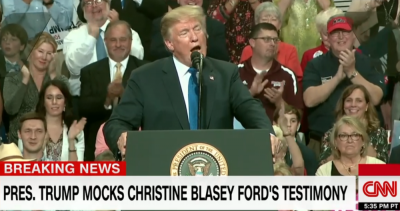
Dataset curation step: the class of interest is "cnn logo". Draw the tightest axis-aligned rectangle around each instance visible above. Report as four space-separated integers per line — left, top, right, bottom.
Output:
362 181 398 197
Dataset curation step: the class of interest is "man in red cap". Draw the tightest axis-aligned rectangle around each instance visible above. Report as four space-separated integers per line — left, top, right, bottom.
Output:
302 14 385 159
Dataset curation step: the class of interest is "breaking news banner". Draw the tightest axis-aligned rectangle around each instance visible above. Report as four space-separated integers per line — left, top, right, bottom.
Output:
0 162 356 210
358 164 400 211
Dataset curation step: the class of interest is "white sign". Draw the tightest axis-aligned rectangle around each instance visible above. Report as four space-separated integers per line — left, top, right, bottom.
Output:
46 0 82 50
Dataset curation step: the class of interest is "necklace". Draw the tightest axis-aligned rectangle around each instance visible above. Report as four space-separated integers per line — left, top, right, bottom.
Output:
383 0 395 24
340 157 362 175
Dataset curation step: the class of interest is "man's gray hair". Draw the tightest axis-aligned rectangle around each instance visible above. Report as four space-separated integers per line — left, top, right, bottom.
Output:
254 2 282 24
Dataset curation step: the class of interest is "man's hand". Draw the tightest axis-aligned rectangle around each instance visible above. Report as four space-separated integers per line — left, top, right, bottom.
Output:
335 64 346 81
249 71 268 96
108 9 119 22
87 22 100 38
339 49 356 74
117 132 127 160
107 80 124 99
277 101 291 136
264 80 285 105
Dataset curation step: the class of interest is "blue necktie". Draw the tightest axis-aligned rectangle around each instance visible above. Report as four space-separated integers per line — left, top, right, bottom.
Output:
96 29 107 60
188 68 199 130
5 62 20 72
121 0 125 8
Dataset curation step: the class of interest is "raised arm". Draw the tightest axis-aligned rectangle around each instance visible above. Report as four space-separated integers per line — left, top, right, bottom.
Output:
63 28 97 76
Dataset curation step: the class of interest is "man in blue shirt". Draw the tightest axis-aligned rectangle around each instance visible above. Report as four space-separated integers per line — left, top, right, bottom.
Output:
1 0 74 40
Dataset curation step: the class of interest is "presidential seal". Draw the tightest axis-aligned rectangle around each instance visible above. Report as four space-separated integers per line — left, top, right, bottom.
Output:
170 143 228 176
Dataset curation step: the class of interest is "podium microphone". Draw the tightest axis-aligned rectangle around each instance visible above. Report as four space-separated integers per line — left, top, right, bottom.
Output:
191 51 204 130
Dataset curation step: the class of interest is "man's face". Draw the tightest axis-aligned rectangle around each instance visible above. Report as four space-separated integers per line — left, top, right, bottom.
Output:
1 33 24 58
83 0 109 23
178 0 203 6
105 24 132 61
250 29 278 59
18 119 46 154
328 29 354 52
164 18 207 66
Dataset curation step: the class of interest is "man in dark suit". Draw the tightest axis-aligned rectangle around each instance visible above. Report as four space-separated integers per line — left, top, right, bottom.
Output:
151 0 229 61
80 20 148 161
389 145 400 164
103 6 273 157
77 0 169 61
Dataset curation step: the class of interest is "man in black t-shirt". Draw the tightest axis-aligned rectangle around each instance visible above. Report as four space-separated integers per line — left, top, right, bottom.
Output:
303 14 385 159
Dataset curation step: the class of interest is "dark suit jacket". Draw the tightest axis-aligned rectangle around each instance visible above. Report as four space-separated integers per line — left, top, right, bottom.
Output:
79 55 148 161
389 145 400 164
103 57 273 153
77 0 168 61
150 16 230 61
0 53 9 133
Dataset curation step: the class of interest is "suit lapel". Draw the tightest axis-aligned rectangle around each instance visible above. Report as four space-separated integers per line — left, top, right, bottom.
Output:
162 57 190 129
99 59 111 87
202 58 216 128
122 56 135 87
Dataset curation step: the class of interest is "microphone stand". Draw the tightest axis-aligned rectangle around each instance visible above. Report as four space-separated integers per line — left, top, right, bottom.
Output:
197 60 203 130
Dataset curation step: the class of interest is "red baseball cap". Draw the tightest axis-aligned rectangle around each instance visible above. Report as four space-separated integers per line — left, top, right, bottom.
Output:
327 16 353 34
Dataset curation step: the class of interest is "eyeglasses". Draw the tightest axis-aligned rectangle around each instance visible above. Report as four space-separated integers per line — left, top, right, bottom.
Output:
253 36 280 43
337 133 362 142
82 0 106 7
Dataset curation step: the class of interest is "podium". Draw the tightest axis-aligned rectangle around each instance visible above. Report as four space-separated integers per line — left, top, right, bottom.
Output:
125 129 274 176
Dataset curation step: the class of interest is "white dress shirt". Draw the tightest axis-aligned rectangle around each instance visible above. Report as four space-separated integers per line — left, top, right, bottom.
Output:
104 57 129 110
134 0 143 5
109 57 128 81
63 19 143 96
173 57 191 119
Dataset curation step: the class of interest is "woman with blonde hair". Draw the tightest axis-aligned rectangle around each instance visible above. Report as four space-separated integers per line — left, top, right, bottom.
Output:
274 161 292 175
319 84 390 165
3 32 69 144
316 116 385 176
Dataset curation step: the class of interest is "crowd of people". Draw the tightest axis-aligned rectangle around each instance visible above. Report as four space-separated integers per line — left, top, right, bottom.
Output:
0 0 398 182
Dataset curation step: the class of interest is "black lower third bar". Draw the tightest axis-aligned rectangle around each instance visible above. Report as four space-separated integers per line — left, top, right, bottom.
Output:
359 202 400 210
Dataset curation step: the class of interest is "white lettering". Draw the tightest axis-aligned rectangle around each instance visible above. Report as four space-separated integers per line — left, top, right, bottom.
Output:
80 163 89 174
4 163 12 173
112 163 120 174
15 163 22 174
65 163 74 174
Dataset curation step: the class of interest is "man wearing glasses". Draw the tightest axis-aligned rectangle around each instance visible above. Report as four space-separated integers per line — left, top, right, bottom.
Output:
63 0 143 116
237 22 303 121
303 15 385 159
